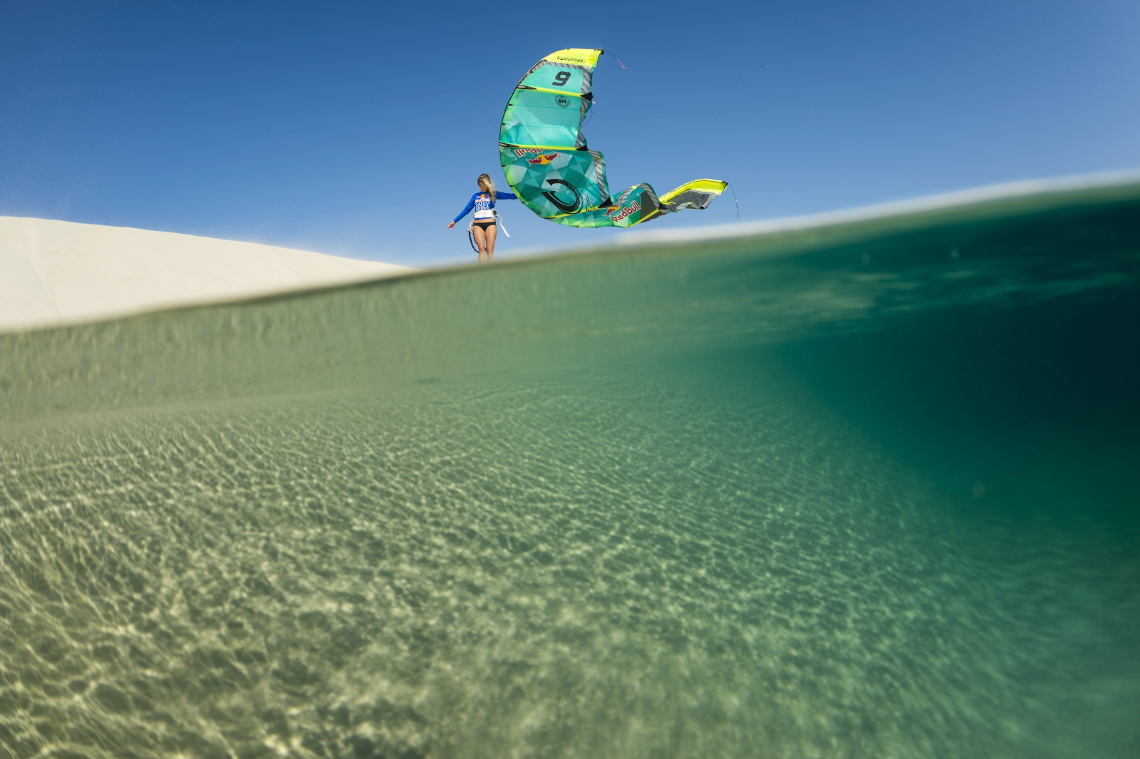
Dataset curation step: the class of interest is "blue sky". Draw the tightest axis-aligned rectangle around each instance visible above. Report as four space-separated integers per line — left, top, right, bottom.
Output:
2 0 1137 266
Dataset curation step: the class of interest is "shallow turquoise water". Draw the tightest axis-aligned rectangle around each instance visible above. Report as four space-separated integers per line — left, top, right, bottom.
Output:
2 182 1139 758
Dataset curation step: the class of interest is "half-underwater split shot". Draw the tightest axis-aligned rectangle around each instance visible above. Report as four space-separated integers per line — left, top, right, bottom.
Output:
3 3 1139 759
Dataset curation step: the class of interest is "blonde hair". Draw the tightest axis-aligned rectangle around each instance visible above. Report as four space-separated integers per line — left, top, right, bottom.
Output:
477 173 497 201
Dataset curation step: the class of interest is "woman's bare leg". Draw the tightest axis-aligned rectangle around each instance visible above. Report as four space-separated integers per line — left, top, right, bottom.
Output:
472 226 487 263
485 224 498 262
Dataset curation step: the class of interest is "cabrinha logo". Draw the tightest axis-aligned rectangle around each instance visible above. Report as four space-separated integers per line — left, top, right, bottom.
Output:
607 200 640 221
541 178 581 213
555 95 571 108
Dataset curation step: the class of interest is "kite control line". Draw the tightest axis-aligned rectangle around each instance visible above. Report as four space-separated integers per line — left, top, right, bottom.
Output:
728 183 741 220
605 50 629 69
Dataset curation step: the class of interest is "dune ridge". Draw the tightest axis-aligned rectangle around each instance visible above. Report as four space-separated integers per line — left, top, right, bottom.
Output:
0 216 415 333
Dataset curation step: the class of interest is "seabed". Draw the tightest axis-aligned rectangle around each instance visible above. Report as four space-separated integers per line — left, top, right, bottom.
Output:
2 176 1139 758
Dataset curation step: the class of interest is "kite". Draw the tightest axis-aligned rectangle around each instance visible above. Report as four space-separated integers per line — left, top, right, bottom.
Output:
499 48 729 229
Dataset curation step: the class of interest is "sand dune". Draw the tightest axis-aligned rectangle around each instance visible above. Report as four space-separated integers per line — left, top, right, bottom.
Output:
0 216 415 333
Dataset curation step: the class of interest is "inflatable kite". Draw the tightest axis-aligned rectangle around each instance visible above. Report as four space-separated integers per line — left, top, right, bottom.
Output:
499 48 728 228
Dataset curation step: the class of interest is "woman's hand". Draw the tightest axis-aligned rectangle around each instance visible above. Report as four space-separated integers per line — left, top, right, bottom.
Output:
447 221 456 230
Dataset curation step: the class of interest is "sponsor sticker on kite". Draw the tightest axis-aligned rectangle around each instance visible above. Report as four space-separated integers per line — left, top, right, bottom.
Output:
607 200 640 221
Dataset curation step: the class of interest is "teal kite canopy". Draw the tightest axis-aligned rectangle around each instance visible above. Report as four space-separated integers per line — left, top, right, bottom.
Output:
499 48 729 229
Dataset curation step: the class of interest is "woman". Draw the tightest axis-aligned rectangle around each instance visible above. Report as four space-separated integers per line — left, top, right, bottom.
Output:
448 173 517 263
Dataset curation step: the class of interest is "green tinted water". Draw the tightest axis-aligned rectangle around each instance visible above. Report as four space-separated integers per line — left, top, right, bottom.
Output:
2 182 1139 758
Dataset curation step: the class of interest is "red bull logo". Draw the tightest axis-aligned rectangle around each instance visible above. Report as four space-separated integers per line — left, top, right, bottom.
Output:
513 148 546 157
607 200 640 221
526 153 559 166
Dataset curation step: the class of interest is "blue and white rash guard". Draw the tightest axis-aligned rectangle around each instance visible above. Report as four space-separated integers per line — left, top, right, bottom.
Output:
454 190 518 223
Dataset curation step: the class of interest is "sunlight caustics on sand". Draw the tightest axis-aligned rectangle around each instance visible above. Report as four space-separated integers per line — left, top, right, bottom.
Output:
1 176 1139 758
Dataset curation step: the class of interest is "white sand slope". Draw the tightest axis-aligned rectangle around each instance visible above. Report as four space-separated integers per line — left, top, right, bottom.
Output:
0 217 416 333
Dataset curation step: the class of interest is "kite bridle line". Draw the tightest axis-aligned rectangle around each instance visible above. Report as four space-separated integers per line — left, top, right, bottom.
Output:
604 50 629 70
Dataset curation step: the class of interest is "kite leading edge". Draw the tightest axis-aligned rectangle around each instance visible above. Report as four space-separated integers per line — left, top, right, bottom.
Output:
499 48 728 229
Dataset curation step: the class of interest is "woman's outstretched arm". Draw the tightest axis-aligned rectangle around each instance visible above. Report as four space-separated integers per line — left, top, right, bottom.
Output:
453 194 476 223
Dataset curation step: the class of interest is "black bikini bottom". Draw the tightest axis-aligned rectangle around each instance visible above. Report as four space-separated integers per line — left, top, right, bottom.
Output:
472 220 495 231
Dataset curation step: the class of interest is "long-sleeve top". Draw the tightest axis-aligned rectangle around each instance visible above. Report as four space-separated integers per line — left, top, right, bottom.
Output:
454 190 518 223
